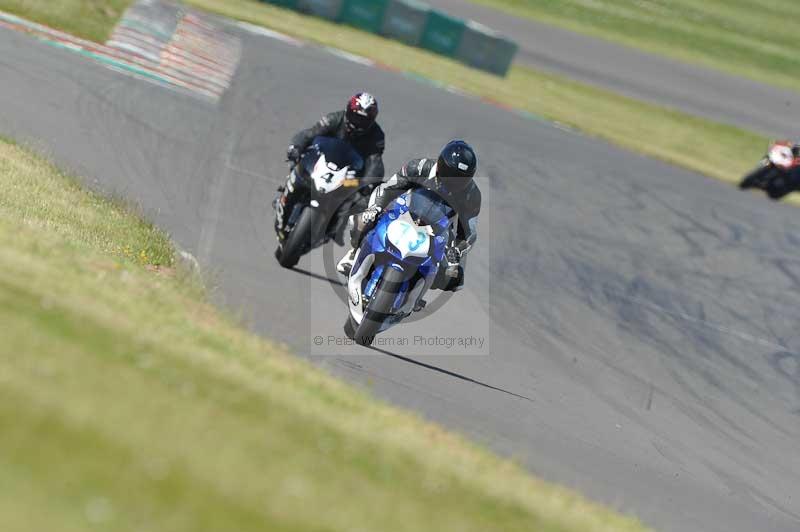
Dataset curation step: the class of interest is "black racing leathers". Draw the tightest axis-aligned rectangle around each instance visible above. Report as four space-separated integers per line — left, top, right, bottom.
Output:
351 157 482 291
276 111 386 243
764 143 800 199
291 110 385 179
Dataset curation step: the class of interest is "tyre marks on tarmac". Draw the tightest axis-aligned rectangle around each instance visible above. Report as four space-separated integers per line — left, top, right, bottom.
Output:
2 13 800 532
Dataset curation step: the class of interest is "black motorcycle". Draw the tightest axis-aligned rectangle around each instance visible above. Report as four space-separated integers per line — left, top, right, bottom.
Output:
739 140 800 200
273 136 374 268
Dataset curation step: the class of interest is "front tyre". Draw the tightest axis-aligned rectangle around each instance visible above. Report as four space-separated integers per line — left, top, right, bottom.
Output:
276 207 318 269
344 315 357 340
352 267 406 346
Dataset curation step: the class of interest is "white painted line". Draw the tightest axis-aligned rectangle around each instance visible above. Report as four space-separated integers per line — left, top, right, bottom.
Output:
177 249 200 272
106 40 161 62
198 134 238 264
58 42 83 52
324 47 375 67
236 22 303 47
226 163 284 185
445 85 469 98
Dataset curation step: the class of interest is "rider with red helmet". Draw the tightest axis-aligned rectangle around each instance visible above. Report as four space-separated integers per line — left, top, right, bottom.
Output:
276 93 385 243
286 92 384 177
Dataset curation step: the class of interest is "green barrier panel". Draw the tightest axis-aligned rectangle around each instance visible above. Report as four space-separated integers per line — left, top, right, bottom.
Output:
340 0 388 33
456 21 518 77
296 0 344 21
420 10 465 57
260 0 299 9
381 0 429 47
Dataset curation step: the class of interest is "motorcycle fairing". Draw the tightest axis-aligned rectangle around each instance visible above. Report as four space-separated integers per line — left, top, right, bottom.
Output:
348 191 450 328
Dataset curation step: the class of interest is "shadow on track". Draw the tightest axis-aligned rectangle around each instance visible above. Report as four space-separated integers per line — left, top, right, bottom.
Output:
366 345 535 403
292 267 344 287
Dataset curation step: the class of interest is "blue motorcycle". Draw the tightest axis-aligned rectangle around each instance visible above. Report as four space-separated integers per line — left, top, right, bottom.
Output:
344 188 451 346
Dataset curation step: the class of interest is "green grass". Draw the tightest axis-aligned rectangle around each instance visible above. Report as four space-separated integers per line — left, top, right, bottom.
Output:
2 0 782 197
188 0 775 190
0 138 651 531
471 0 800 93
0 0 132 42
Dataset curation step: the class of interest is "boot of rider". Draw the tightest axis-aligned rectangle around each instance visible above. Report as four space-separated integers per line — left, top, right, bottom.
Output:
431 263 465 292
338 211 375 275
337 248 356 276
338 209 383 275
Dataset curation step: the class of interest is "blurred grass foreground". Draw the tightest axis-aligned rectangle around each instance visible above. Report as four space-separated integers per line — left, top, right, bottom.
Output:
0 137 651 530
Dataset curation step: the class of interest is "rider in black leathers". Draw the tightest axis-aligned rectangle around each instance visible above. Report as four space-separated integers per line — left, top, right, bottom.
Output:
775 144 800 198
740 142 800 200
337 139 480 292
275 92 385 243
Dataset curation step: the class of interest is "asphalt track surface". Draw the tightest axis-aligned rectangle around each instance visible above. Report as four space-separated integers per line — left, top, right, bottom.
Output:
427 0 800 138
2 19 800 532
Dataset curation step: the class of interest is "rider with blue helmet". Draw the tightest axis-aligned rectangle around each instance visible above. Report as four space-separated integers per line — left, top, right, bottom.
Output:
337 139 481 292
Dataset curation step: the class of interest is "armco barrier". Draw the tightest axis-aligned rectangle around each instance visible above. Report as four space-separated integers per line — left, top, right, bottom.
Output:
456 21 517 76
381 0 428 47
260 0 517 76
340 0 388 33
296 0 344 21
420 10 465 58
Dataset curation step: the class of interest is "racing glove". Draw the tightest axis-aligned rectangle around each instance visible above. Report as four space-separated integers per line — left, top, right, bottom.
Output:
445 245 462 278
360 205 382 225
445 245 462 264
286 145 301 163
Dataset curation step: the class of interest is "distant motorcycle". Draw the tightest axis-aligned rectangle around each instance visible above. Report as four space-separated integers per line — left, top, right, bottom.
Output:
344 188 455 346
739 140 800 200
273 136 372 268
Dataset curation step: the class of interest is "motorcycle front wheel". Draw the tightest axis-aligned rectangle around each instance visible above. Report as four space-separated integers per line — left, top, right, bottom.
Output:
276 207 319 269
349 266 407 346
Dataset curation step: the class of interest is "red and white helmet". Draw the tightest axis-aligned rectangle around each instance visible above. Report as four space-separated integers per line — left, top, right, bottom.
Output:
768 140 798 170
345 92 378 135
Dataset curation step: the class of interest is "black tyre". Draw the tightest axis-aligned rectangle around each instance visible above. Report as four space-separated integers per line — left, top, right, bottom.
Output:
766 176 793 200
352 267 407 346
739 164 772 190
276 208 318 269
343 315 357 340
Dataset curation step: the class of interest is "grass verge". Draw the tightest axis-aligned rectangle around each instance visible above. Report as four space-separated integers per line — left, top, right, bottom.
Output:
470 0 800 94
0 0 132 42
2 1 779 196
187 0 774 191
0 138 650 531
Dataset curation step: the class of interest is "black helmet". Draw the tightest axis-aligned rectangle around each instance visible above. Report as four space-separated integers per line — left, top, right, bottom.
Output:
345 92 378 135
436 140 477 193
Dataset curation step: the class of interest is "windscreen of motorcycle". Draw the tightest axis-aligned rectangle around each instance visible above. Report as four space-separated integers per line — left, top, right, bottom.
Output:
304 136 364 193
402 189 451 229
